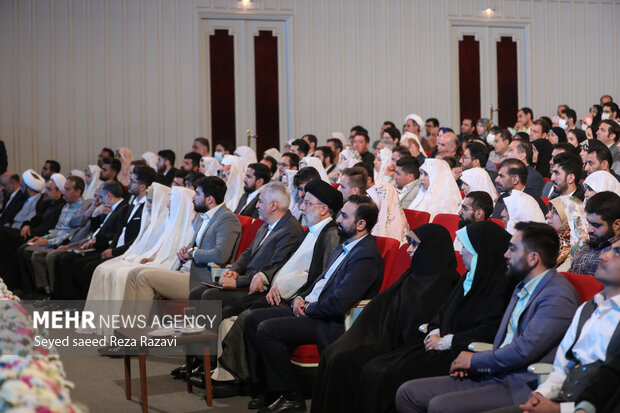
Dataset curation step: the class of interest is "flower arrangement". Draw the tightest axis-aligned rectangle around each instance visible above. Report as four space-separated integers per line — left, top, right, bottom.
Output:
0 278 84 413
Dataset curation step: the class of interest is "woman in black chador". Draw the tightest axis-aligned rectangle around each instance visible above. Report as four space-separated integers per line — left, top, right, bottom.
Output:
311 220 513 413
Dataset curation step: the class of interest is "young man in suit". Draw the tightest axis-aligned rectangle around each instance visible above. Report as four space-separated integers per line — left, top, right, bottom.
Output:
235 163 271 218
394 156 421 208
505 139 545 198
156 149 177 187
549 152 585 201
493 159 548 219
244 195 384 413
395 222 580 413
53 165 156 300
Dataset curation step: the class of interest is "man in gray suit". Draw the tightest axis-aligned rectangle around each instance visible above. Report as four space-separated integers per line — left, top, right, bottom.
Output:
394 156 421 208
120 176 242 313
189 181 303 306
396 222 580 413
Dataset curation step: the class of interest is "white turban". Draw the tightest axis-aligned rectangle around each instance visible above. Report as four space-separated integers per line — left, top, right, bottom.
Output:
404 114 424 129
22 169 45 192
50 173 67 192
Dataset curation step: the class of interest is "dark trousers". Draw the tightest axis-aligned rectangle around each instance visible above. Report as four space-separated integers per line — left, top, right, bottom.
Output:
395 375 515 413
17 243 37 293
244 307 323 394
53 251 106 300
0 226 27 290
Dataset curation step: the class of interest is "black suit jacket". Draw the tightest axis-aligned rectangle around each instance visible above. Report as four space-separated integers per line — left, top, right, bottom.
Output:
0 190 28 226
26 198 65 237
577 351 620 412
93 201 129 250
549 183 586 202
111 203 144 257
159 167 178 187
234 193 260 218
526 165 545 198
299 234 384 349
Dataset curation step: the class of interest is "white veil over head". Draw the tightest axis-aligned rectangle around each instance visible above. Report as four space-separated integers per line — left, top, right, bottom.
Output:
141 151 158 170
461 167 498 201
300 157 329 182
234 146 258 170
408 158 462 218
503 189 546 235
367 182 409 243
83 165 101 200
200 156 221 177
221 154 245 210
374 148 393 184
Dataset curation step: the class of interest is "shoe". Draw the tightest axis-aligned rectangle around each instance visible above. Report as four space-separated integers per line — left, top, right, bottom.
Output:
211 381 239 398
258 395 306 413
248 394 266 409
189 371 205 388
171 357 198 378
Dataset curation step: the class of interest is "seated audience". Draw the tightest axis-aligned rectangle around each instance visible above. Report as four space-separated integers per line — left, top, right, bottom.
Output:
584 139 620 181
394 156 421 208
82 165 101 200
583 170 620 203
373 148 394 184
234 163 271 218
395 222 580 413
488 127 510 165
289 167 321 222
366 182 409 243
156 149 177 186
399 132 426 165
97 147 114 167
493 158 547 218
300 157 329 182
0 170 42 227
99 156 121 183
546 196 590 272
460 167 498 200
505 139 545 197
244 195 383 412
502 190 546 234
407 159 462 217
213 141 234 162
192 137 210 157
182 151 202 172
277 152 299 183
219 154 244 210
458 191 494 229
290 139 310 159
199 156 220 177
569 191 620 276
338 166 368 201
549 152 586 200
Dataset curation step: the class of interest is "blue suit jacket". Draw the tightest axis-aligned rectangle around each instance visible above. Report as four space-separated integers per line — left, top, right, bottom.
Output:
299 234 384 350
470 269 580 403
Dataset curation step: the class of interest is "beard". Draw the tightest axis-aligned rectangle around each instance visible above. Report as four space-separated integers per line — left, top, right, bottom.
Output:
337 223 355 239
506 256 530 282
589 229 614 249
157 165 166 174
458 217 471 229
244 184 255 194
553 180 568 195
194 202 207 213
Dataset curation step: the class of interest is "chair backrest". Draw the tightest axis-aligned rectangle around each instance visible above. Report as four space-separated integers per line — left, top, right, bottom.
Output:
330 183 340 189
374 236 401 291
235 215 265 260
431 213 460 241
403 209 431 230
561 272 604 303
383 243 411 289
541 197 550 206
490 218 505 228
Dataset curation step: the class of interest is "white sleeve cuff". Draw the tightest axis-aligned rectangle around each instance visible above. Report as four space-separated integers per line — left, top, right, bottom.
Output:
560 402 575 413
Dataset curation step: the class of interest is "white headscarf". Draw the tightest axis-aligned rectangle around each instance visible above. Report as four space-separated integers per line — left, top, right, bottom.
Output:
300 157 329 182
200 156 221 177
461 167 498 201
69 169 86 181
400 131 426 157
121 183 171 263
264 148 282 161
221 154 245 210
367 182 409 243
337 148 360 171
408 158 462 218
234 146 258 170
140 186 196 268
503 190 546 235
83 165 101 200
141 151 158 170
584 170 620 198
373 148 393 184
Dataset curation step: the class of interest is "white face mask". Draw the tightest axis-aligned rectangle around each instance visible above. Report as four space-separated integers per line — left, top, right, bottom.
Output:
580 123 589 131
558 118 568 130
486 133 496 146
601 112 611 120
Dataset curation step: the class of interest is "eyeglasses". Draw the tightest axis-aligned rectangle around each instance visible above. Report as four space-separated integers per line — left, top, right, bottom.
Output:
278 162 291 167
302 200 323 208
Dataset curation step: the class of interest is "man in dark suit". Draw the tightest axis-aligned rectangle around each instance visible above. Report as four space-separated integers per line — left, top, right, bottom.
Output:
395 222 580 413
190 181 303 307
53 165 156 300
156 149 177 187
234 162 271 218
549 152 586 201
243 195 384 412
493 159 548 219
506 140 545 198
0 172 26 221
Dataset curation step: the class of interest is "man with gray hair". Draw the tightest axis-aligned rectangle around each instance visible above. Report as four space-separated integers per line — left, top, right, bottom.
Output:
189 181 303 305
